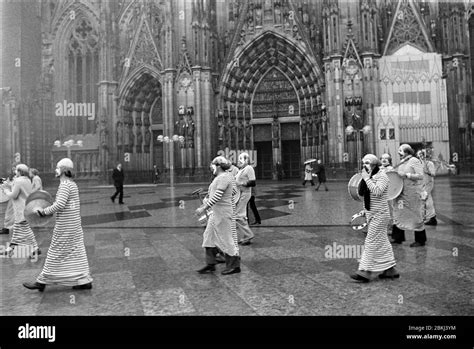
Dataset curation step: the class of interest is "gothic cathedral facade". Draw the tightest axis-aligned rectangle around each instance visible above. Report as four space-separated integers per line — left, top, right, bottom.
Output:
2 0 474 181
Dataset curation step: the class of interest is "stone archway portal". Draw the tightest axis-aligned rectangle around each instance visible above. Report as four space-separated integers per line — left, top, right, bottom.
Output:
219 31 325 179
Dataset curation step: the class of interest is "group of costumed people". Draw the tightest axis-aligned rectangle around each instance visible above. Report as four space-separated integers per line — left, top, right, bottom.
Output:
194 153 256 276
1 158 92 291
351 144 437 283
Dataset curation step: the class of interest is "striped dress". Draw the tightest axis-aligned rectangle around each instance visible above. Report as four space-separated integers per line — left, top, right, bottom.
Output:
358 170 396 272
202 172 239 257
5 176 38 249
37 179 92 286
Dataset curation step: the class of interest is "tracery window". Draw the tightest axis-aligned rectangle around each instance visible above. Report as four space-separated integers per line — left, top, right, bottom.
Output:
66 18 99 135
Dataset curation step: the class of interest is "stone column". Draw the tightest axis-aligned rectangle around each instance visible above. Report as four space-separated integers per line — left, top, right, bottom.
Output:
192 67 203 168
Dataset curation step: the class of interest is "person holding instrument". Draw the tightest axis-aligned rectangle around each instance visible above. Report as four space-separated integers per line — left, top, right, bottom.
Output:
350 154 398 282
391 144 427 247
23 158 93 291
195 156 240 275
1 164 39 258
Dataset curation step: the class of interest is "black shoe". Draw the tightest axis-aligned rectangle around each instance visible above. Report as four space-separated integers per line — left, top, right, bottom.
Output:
2 248 14 257
197 265 216 274
425 217 437 226
325 188 328 191
379 267 400 280
119 202 124 205
250 221 261 225
0 228 9 234
410 242 425 248
23 282 46 292
350 273 370 283
221 267 241 275
241 240 252 246
390 238 403 244
72 283 93 290
29 249 41 259
110 196 115 203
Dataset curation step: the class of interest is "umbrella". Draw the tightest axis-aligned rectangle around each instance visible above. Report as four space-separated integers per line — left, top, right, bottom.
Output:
304 159 317 164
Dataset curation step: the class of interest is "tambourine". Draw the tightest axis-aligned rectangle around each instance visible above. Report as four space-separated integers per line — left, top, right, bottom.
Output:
350 210 367 231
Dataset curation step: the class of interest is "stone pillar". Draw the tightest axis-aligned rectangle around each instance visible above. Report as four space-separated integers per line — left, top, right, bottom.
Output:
192 67 203 168
202 67 213 167
326 57 344 166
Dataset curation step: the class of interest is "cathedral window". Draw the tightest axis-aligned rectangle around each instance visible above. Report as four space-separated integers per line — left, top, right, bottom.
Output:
67 18 99 135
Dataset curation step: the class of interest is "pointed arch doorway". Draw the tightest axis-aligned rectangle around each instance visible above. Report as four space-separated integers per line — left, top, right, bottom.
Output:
117 70 163 181
218 31 325 180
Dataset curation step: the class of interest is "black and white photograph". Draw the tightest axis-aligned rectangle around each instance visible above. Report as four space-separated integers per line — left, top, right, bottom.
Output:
0 0 473 346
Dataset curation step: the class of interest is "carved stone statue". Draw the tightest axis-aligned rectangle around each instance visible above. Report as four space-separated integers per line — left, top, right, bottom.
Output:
136 126 143 153
144 128 151 152
116 122 123 146
274 3 282 24
218 119 224 141
187 115 195 148
245 121 252 148
272 116 280 149
127 123 134 153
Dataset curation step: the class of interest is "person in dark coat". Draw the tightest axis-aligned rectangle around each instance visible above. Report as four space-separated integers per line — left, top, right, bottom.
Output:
111 163 125 204
314 160 328 191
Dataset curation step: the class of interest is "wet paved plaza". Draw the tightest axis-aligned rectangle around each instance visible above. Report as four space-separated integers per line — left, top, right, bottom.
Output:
0 176 473 317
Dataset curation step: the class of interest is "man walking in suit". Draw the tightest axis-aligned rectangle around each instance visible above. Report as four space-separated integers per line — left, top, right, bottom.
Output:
111 163 125 204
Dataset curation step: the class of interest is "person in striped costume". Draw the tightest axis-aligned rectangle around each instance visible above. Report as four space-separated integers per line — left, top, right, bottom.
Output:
391 144 427 247
195 156 241 275
23 158 93 291
351 154 399 282
380 153 394 235
1 164 39 258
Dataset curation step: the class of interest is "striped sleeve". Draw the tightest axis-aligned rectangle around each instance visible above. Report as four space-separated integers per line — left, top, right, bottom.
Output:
206 189 224 208
44 182 70 215
365 173 389 197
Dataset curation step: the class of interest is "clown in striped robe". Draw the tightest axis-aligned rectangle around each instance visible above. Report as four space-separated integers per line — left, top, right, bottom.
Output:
36 179 92 286
356 168 397 279
202 171 239 258
3 175 38 254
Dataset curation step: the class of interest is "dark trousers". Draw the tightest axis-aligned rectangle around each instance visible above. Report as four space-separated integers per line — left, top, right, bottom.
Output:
392 225 426 243
302 180 315 186
247 196 261 224
112 185 124 203
315 181 328 190
205 247 240 269
205 247 218 265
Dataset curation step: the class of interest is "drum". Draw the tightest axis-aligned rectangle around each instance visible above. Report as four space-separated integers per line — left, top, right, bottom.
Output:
386 171 403 200
24 190 55 227
348 173 363 201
